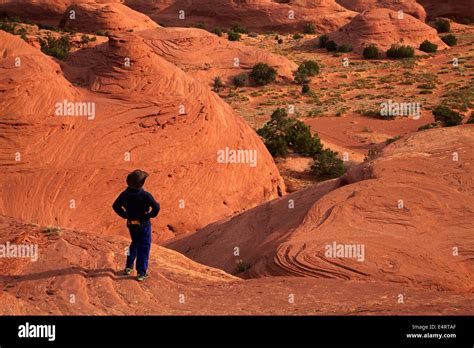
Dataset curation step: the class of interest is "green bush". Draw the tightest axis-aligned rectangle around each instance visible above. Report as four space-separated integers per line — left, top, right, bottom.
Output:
432 105 463 127
194 22 206 29
81 34 90 44
258 108 345 180
286 120 323 156
231 24 248 34
311 149 345 180
418 122 439 131
301 60 320 76
294 60 320 84
302 84 311 94
211 27 223 36
227 31 241 41
466 112 474 124
38 23 60 32
385 135 402 145
3 16 21 23
441 34 457 46
235 260 251 274
94 30 109 36
325 40 338 52
434 18 451 33
303 23 316 34
257 108 322 157
278 38 283 44
257 108 292 157
233 73 248 87
386 45 415 58
250 63 277 86
0 22 16 34
363 45 379 59
293 33 303 40
337 44 353 53
39 34 71 60
212 76 224 92
419 40 438 53
318 34 329 48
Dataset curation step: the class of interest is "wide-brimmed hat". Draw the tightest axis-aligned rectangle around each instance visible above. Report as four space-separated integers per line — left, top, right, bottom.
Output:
126 169 149 188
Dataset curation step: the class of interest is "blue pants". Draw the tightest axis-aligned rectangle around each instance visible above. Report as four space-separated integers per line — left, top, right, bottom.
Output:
126 222 152 276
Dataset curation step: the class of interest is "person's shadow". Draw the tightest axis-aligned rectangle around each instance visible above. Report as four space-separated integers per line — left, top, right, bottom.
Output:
0 267 133 285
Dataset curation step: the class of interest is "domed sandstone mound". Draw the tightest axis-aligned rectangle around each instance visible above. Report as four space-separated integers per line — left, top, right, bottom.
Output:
335 0 426 21
59 2 160 33
168 126 474 293
0 31 285 241
125 0 357 34
327 8 448 53
417 0 474 23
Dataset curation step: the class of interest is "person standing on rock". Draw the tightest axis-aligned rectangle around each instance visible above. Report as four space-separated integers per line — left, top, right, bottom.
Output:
112 169 160 282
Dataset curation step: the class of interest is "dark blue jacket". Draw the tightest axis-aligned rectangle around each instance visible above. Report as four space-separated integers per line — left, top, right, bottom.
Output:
112 187 160 222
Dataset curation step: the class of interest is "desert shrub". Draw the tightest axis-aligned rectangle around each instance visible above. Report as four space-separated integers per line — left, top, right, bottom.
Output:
293 33 303 40
363 45 379 59
325 40 338 52
301 60 320 76
434 18 451 33
94 30 109 36
257 108 324 157
231 24 248 34
385 135 402 145
337 44 353 53
311 149 345 180
303 23 316 34
318 34 329 48
80 34 90 44
278 38 283 44
39 33 71 60
419 40 438 53
235 260 251 273
211 27 223 36
432 105 463 127
250 63 277 86
194 22 206 29
248 32 258 38
233 73 248 87
227 31 241 41
3 16 21 23
386 45 415 58
466 112 474 124
212 76 224 92
364 147 379 161
63 26 77 34
0 22 16 34
257 108 292 157
294 60 320 84
43 226 61 236
302 84 311 94
286 121 323 156
418 122 439 131
441 34 457 46
38 23 60 32
258 108 345 179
